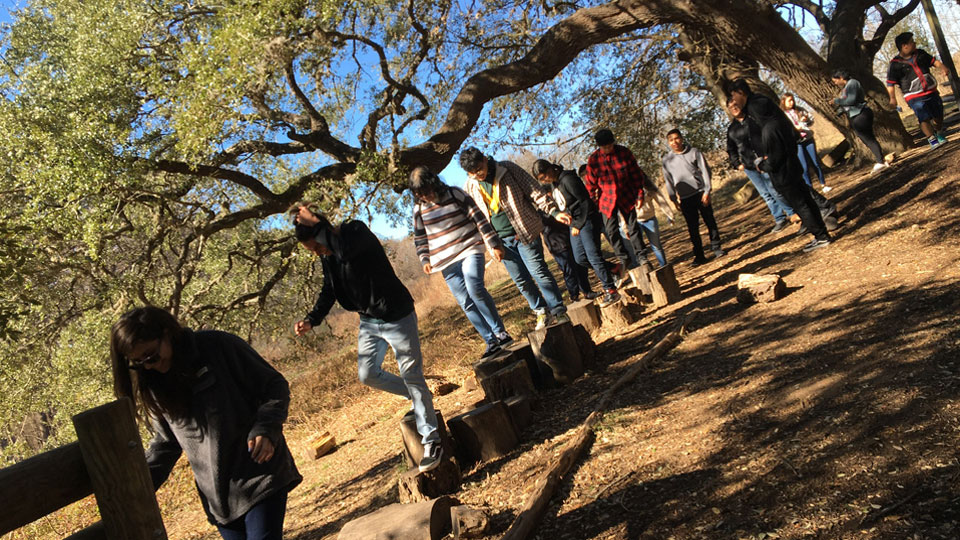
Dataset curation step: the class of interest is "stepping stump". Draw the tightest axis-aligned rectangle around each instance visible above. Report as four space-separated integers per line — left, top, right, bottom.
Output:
628 263 654 295
503 394 533 433
398 458 462 503
736 273 785 303
401 410 455 470
733 180 757 203
571 324 597 370
527 321 584 385
450 505 491 539
477 360 536 403
474 340 544 389
650 263 682 307
567 298 601 333
338 496 459 540
600 299 636 329
619 285 647 305
446 401 519 465
304 431 337 460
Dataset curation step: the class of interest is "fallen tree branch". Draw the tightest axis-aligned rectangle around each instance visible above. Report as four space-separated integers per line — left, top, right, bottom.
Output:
501 310 697 540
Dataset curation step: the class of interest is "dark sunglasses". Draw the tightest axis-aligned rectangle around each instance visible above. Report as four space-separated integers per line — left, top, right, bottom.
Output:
128 343 162 371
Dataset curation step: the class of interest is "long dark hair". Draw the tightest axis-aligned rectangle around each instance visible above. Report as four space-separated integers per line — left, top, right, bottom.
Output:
531 159 562 180
110 306 192 423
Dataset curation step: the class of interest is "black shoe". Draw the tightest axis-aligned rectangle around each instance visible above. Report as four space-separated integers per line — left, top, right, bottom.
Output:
802 238 831 253
599 290 621 307
418 443 444 473
497 334 514 347
583 291 600 300
480 343 502 359
692 257 708 266
771 221 787 233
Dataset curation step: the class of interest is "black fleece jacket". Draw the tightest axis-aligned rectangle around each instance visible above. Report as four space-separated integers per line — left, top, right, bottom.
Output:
550 170 598 230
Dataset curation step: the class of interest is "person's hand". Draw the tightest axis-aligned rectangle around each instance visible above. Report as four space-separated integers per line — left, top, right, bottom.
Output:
555 212 572 225
702 192 711 206
491 247 504 262
571 227 581 237
422 263 433 274
738 164 745 171
294 320 313 337
248 436 275 464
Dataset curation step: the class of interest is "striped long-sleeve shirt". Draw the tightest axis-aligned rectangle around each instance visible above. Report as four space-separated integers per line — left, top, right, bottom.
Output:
413 186 502 272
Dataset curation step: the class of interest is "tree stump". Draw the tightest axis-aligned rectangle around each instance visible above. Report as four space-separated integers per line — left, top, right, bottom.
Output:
503 340 548 389
733 180 757 203
571 324 596 370
304 431 336 460
401 410 455 470
619 286 647 305
503 395 533 433
567 299 601 333
628 264 653 295
446 401 519 464
337 496 458 540
450 506 491 539
736 273 786 303
398 458 462 503
821 138 851 168
650 263 682 307
477 360 536 403
527 321 584 385
600 300 636 329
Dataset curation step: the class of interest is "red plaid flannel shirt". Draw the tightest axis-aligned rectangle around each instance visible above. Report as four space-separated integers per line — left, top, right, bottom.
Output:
585 145 646 218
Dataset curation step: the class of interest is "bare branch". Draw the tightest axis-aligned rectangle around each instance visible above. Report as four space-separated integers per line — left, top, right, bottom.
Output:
865 0 920 56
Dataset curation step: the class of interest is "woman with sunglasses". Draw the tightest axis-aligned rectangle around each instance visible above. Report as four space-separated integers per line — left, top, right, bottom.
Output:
110 306 301 540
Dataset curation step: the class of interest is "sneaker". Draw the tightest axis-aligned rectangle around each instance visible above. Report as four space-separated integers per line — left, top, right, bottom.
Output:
535 311 550 330
553 312 570 325
802 238 831 253
599 290 621 307
821 185 833 193
823 215 839 231
712 248 725 258
692 256 708 267
872 163 890 173
480 343 501 359
497 334 514 347
418 443 443 473
928 136 941 149
568 293 579 302
583 291 600 300
771 220 787 233
936 132 948 145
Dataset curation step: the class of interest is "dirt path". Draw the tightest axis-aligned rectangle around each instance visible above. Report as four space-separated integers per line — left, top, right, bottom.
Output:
152 140 960 540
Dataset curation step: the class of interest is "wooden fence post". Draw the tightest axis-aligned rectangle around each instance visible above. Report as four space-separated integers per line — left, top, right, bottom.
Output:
72 398 167 540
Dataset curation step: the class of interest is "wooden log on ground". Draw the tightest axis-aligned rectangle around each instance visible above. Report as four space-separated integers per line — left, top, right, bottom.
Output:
501 312 697 540
401 410 454 470
527 321 584 385
0 442 91 535
733 180 757 204
446 401 518 464
72 398 166 540
628 264 653 295
599 300 636 329
650 263 682 307
571 324 597 370
736 273 786 304
451 505 491 539
477 360 536 403
304 431 336 460
821 138 851 168
398 457 462 503
567 298 601 333
503 395 533 433
337 496 458 540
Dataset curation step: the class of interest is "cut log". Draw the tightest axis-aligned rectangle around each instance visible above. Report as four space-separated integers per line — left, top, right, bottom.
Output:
337 496 458 540
571 324 596 370
503 395 533 433
650 263 682 307
401 410 454 470
619 286 646 305
736 273 786 304
733 180 757 204
462 374 479 392
450 505 491 539
398 458 461 503
446 401 519 464
567 298 601 333
821 138 851 168
628 264 653 295
600 300 636 329
477 360 536 403
304 431 336 460
527 321 584 385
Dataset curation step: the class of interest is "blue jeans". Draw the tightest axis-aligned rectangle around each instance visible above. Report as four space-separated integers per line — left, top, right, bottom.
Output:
797 139 825 187
357 311 439 445
500 236 566 315
441 253 507 346
639 218 667 267
217 490 287 540
744 168 794 223
570 213 616 291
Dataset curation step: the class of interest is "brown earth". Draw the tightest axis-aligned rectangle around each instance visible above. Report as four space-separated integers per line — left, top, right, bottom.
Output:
10 133 960 540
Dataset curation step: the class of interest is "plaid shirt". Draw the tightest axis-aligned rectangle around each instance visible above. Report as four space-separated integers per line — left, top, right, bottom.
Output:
464 159 558 245
585 145 646 218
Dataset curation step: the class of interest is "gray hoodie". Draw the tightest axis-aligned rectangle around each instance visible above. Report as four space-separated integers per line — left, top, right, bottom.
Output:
661 145 712 201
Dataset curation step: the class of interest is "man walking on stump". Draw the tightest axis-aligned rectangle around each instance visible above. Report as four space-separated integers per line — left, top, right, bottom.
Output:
887 31 950 149
290 203 444 472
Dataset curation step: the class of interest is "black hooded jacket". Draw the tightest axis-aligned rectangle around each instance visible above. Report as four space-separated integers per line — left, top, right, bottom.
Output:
746 93 804 184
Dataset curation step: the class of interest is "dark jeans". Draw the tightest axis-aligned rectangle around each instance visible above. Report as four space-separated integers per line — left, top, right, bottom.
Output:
217 490 288 540
679 194 721 260
602 207 647 269
570 213 617 291
770 174 830 242
850 108 885 164
542 218 592 298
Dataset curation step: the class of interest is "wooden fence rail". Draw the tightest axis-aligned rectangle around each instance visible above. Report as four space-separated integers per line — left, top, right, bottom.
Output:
0 398 167 540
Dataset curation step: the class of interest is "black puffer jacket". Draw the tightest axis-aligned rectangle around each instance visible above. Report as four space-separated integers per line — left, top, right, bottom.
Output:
550 170 598 230
726 117 761 171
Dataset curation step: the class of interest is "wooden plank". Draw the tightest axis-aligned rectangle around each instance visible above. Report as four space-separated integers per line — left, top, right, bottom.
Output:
72 399 167 540
0 442 92 535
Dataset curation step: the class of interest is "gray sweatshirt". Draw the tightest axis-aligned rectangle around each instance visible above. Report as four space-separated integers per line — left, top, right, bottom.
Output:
661 145 712 201
145 329 301 525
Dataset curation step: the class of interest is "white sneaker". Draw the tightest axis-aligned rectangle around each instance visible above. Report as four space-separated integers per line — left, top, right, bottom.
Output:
821 185 833 193
535 310 550 330
871 163 889 173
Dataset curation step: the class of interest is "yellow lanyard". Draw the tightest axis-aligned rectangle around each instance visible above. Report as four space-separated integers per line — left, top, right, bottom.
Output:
479 178 501 214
